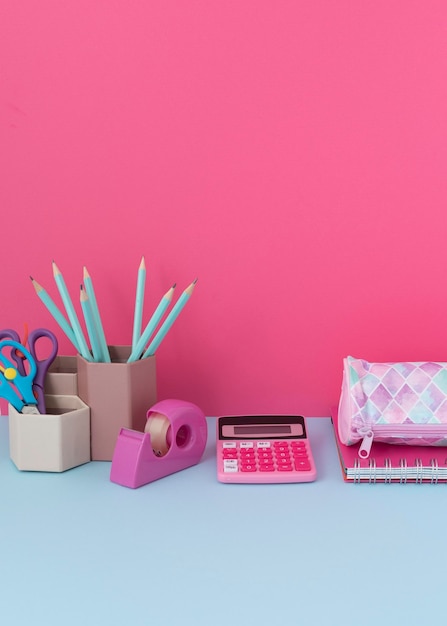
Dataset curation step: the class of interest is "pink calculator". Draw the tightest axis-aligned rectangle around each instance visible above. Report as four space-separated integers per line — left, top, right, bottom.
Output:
217 415 317 483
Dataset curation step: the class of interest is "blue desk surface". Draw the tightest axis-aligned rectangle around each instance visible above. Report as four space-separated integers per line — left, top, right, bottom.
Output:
1 415 446 626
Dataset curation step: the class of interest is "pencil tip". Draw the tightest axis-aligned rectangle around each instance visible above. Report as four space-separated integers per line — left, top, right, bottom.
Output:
193 278 198 284
83 266 89 278
31 277 42 291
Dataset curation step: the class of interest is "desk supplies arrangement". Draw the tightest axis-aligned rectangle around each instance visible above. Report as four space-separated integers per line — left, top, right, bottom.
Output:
110 399 208 488
216 415 317 483
28 258 199 462
332 408 447 483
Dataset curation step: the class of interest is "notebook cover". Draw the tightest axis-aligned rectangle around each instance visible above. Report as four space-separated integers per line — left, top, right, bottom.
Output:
331 408 447 483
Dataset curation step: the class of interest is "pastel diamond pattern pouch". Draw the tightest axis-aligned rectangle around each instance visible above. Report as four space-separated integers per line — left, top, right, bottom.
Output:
338 357 447 457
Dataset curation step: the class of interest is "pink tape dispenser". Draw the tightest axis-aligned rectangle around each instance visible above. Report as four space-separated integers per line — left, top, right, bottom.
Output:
110 399 208 488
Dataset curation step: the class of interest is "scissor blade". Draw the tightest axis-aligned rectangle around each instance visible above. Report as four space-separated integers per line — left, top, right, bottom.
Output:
22 405 40 415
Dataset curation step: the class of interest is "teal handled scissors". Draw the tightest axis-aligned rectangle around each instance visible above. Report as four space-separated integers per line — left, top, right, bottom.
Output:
0 328 58 413
0 339 40 414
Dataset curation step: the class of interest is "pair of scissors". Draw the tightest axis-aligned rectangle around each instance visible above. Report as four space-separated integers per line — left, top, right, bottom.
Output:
0 328 58 413
0 339 40 414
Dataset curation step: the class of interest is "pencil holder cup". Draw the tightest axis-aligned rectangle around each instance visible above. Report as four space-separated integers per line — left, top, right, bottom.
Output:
76 346 157 461
44 355 78 396
8 395 91 472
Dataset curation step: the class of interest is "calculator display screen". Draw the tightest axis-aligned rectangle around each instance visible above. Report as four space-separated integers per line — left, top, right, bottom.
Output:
234 425 294 435
219 416 306 440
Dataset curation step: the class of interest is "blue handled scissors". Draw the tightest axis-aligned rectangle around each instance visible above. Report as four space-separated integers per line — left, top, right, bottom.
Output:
0 339 39 413
0 328 58 413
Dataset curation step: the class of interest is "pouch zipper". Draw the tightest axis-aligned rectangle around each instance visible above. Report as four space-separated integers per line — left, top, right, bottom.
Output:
358 423 447 459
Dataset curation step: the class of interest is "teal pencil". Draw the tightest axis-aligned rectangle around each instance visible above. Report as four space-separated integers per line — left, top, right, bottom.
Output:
52 262 92 361
142 279 197 358
30 277 80 352
83 267 111 362
131 256 146 351
127 284 176 362
80 285 102 362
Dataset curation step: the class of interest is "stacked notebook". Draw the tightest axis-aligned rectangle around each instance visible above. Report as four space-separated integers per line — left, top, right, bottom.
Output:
331 409 447 483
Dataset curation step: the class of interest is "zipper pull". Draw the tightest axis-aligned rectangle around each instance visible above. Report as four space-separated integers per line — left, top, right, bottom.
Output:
357 427 374 459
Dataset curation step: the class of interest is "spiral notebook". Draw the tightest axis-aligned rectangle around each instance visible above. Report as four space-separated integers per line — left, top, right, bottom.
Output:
331 408 447 483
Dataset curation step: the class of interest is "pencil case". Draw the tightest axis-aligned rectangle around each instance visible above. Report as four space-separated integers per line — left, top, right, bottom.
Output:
338 356 447 458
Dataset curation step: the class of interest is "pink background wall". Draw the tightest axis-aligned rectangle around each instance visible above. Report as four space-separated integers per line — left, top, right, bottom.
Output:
2 1 447 417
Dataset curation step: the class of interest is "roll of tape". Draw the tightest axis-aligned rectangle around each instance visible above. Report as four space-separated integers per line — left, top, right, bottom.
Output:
144 412 171 456
111 399 208 488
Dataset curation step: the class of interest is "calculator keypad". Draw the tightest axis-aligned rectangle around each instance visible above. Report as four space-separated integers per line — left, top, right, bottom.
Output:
219 440 315 482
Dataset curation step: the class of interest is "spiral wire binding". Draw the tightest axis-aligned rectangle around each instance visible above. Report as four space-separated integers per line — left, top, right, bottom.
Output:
353 458 360 484
384 458 392 483
415 458 423 484
430 458 438 484
369 458 376 484
350 452 447 483
399 458 408 484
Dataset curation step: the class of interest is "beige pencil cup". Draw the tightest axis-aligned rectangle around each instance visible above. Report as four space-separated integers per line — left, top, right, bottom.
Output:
77 346 157 461
44 355 78 396
9 395 91 472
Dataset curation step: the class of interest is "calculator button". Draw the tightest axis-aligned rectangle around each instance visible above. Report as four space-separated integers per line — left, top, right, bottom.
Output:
241 464 257 472
223 461 239 473
258 451 273 460
295 460 312 471
277 464 293 472
259 464 275 472
292 444 307 451
257 441 271 448
292 451 308 458
223 450 238 459
274 444 289 452
240 441 254 448
277 459 292 467
223 442 237 448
